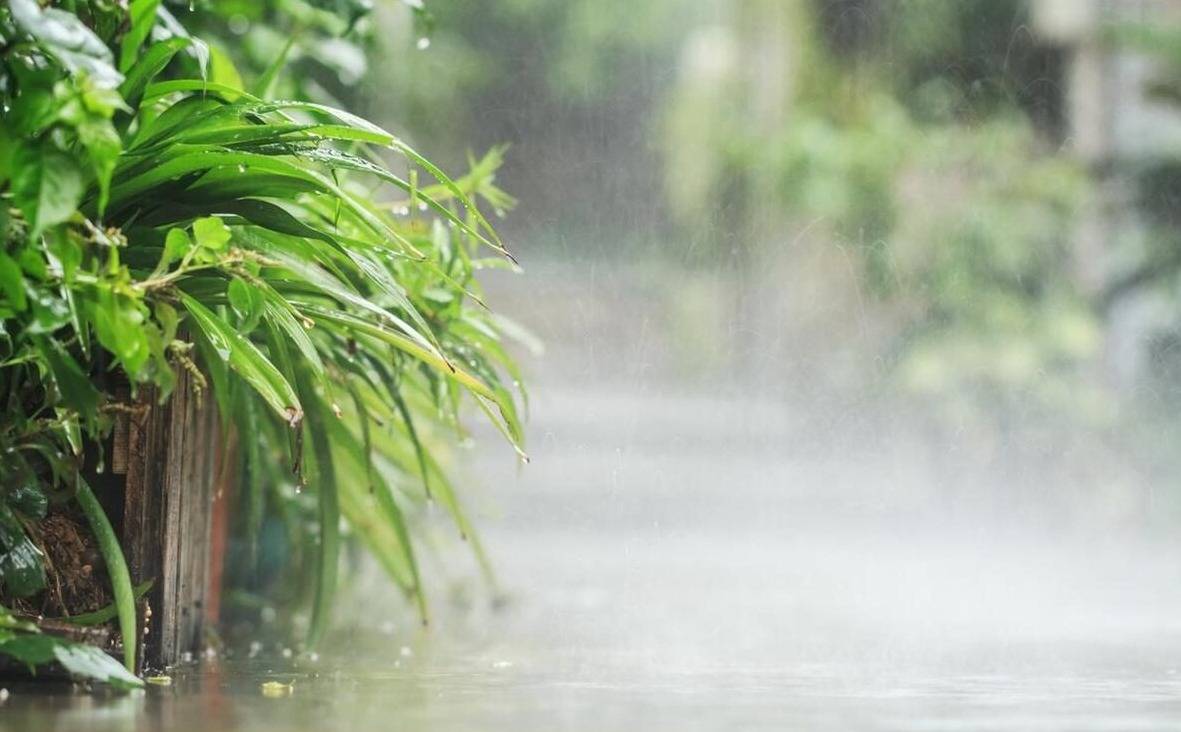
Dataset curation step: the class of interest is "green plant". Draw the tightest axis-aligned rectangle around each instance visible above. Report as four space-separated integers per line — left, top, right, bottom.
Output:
0 603 143 688
0 0 526 683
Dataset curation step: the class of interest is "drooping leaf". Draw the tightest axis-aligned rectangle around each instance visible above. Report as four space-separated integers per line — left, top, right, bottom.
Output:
52 641 144 689
37 336 100 419
179 293 302 425
296 369 340 649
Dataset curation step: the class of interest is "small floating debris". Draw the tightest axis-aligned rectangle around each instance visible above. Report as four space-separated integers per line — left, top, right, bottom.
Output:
399 646 413 658
145 676 173 686
261 681 294 698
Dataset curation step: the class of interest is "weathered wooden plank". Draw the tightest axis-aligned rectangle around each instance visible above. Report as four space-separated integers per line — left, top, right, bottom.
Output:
123 383 168 672
122 366 227 671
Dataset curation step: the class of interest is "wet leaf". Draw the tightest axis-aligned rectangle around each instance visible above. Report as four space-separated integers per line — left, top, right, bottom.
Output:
180 293 302 424
0 505 45 598
52 642 143 688
228 277 263 330
8 0 123 88
0 254 27 312
119 0 163 73
11 144 85 240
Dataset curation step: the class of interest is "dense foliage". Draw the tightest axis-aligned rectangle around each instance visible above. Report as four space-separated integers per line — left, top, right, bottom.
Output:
0 0 525 683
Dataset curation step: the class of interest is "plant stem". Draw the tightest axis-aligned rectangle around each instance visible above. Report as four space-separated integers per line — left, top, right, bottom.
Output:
75 479 138 674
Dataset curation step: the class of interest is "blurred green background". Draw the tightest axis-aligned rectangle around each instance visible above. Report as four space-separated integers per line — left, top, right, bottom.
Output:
212 0 1181 527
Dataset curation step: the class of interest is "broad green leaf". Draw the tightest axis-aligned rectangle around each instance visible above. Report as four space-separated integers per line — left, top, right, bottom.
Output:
6 76 58 138
53 641 143 689
0 632 143 688
0 634 55 668
88 287 151 377
154 228 193 275
37 336 100 418
0 505 45 598
11 144 85 240
228 277 263 330
193 216 231 250
0 254 27 312
73 116 122 215
8 0 123 89
8 483 47 520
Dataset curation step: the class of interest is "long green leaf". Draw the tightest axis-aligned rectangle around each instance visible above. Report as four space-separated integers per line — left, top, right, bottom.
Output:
179 292 302 425
119 0 163 73
296 369 340 648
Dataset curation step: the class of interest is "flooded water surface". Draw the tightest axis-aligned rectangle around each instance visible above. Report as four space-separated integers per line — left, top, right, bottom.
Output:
7 345 1181 731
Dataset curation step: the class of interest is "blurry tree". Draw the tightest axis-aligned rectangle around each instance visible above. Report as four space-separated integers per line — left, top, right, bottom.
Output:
663 0 1116 507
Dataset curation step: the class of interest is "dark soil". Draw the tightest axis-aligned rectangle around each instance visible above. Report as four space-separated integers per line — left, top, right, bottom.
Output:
25 511 110 617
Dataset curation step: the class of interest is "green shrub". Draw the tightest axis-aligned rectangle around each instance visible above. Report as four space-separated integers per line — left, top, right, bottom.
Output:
0 0 526 682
